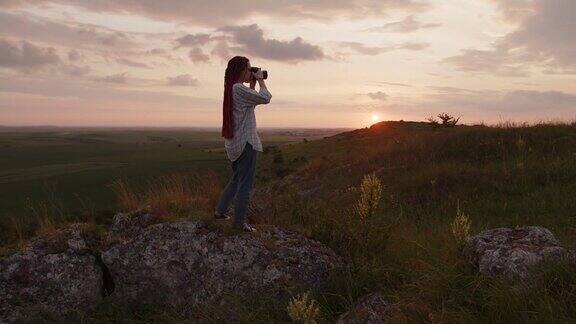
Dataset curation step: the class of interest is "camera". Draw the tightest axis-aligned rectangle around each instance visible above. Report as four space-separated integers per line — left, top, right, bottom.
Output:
249 66 268 80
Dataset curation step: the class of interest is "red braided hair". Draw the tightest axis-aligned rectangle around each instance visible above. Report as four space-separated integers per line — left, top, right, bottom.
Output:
222 56 249 139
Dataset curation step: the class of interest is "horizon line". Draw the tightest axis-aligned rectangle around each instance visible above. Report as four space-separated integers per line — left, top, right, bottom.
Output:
0 124 358 129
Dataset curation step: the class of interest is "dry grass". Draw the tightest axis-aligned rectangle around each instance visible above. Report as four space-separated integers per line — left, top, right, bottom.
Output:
108 176 141 212
109 169 222 221
451 200 471 249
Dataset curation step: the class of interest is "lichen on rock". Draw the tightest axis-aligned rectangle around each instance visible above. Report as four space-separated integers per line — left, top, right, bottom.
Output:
101 212 345 319
0 225 103 323
464 226 575 283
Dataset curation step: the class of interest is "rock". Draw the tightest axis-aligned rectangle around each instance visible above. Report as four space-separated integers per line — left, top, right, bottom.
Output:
101 212 345 319
336 292 391 323
464 226 574 282
0 225 103 323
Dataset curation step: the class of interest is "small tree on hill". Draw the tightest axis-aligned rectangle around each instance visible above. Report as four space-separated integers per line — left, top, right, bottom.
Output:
426 113 461 128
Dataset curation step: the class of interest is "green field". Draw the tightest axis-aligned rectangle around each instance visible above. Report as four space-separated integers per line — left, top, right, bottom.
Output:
0 126 348 244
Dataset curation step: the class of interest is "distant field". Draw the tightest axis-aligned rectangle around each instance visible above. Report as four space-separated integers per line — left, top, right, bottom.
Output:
0 127 349 229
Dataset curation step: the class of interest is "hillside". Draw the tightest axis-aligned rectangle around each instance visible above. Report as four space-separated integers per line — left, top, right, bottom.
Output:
250 120 576 322
257 120 576 240
2 120 576 322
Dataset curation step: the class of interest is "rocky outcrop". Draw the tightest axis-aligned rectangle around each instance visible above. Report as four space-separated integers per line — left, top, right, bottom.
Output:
336 292 391 323
0 225 103 323
101 212 345 319
464 226 575 282
0 211 345 322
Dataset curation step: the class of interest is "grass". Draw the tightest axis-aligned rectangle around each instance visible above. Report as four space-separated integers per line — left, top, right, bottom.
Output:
2 121 576 322
253 120 576 322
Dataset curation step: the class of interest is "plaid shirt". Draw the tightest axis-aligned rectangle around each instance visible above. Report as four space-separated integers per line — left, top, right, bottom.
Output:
224 83 272 162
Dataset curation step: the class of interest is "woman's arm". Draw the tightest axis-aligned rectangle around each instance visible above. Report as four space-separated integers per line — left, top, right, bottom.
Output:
234 83 272 105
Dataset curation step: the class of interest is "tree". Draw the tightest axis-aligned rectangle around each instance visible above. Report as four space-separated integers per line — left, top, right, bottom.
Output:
426 113 461 128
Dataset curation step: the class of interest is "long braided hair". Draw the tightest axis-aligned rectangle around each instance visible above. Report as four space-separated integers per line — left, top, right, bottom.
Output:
222 56 249 139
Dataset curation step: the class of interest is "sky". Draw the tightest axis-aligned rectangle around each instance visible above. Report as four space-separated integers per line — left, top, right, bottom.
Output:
0 0 575 128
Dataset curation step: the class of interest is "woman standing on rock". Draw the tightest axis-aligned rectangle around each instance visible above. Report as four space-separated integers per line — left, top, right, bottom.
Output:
214 56 272 232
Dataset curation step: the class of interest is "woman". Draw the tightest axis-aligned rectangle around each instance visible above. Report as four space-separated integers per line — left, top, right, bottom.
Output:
213 56 272 232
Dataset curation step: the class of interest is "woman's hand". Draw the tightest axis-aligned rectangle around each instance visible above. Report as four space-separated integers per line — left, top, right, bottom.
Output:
252 69 265 80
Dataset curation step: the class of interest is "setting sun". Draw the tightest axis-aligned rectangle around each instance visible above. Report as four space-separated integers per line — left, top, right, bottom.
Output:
371 114 379 122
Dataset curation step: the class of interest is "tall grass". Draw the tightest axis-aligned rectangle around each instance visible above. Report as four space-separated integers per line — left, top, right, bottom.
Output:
108 170 222 220
257 121 576 322
0 180 89 253
107 175 140 212
1 169 223 251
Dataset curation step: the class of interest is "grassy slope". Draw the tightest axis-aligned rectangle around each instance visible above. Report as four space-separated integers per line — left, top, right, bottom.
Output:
264 120 576 241
254 120 576 323
3 121 576 322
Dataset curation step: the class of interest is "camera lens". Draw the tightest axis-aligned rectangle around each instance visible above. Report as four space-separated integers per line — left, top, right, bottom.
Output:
249 66 268 79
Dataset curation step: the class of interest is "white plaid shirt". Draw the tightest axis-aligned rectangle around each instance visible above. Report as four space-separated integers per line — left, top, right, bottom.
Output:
224 83 272 162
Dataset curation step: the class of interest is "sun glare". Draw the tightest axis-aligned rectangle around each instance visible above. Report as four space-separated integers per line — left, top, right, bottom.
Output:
371 114 379 122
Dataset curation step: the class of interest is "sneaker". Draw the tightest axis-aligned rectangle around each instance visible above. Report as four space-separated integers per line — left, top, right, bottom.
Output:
234 222 256 232
214 210 230 220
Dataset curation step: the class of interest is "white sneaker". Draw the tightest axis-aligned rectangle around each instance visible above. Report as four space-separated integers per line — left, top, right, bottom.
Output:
235 222 256 232
214 210 230 220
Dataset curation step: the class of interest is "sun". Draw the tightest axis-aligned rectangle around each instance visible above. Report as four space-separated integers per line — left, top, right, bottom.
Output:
371 114 379 122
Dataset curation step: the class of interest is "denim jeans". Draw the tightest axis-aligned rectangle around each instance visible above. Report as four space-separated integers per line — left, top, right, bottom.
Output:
215 142 257 226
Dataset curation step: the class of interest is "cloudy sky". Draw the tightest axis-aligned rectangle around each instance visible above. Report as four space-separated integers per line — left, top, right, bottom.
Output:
0 0 574 128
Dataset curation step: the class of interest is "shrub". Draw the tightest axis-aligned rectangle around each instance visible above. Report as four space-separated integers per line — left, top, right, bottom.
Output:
286 291 320 324
354 172 383 225
426 113 461 128
451 201 471 249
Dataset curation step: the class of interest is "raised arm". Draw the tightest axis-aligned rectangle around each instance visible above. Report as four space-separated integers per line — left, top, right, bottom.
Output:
234 82 272 105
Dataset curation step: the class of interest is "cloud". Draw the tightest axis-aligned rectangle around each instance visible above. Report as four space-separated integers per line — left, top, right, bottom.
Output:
444 0 576 76
68 49 82 62
0 11 138 50
0 75 218 111
338 41 430 55
60 64 91 76
174 33 213 48
443 46 529 77
338 42 388 55
167 74 198 86
423 86 576 112
116 58 150 68
96 72 128 83
217 24 324 63
490 0 535 22
0 38 60 70
210 39 232 61
367 91 389 101
364 15 441 33
368 81 412 87
397 42 430 51
1 0 428 26
188 47 210 63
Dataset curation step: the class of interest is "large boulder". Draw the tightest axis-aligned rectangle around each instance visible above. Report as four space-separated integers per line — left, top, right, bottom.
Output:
464 226 574 282
0 225 103 323
336 292 391 323
101 212 345 319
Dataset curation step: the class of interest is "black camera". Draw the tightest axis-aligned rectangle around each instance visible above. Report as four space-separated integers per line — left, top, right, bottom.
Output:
249 66 268 80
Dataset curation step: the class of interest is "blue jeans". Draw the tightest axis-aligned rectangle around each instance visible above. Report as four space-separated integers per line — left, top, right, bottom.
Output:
216 142 257 226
